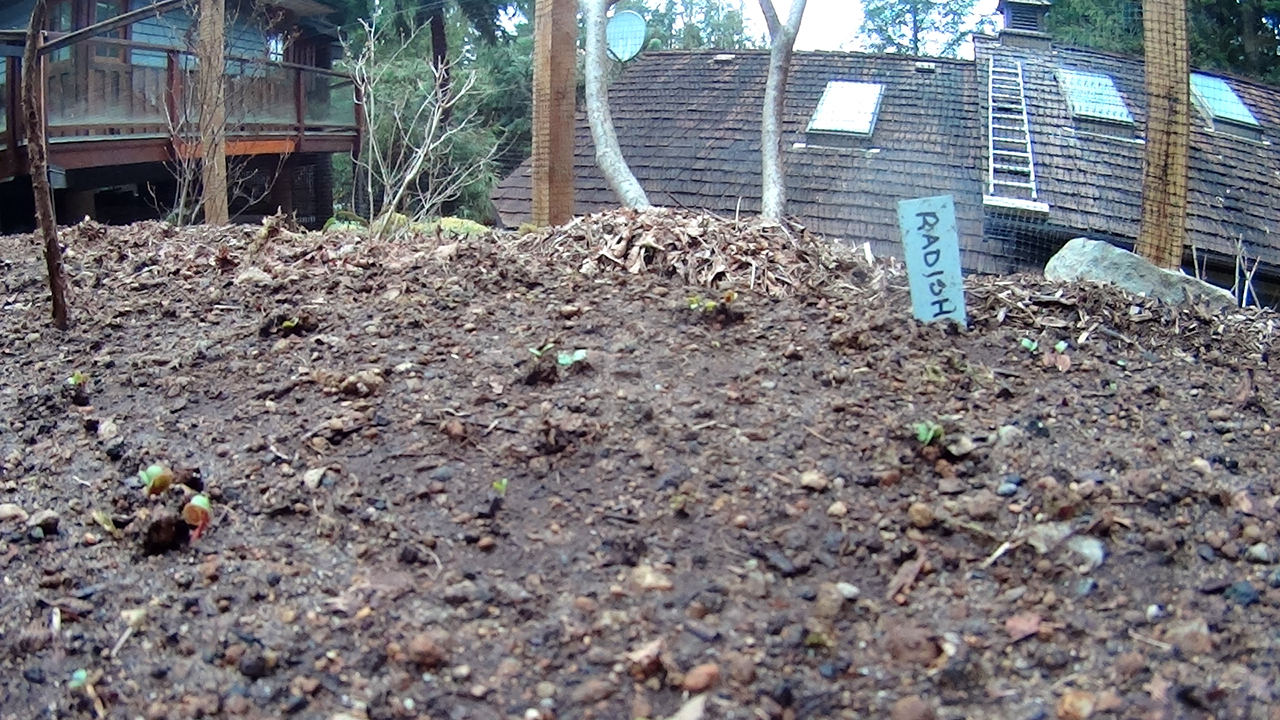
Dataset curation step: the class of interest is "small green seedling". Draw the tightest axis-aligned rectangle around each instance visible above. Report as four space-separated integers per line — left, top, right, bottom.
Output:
69 669 88 691
183 494 211 541
1019 337 1039 353
280 317 300 330
688 295 718 312
556 349 588 367
911 420 945 445
138 464 175 496
65 370 89 388
1054 340 1069 353
687 290 738 314
528 342 555 358
492 477 509 498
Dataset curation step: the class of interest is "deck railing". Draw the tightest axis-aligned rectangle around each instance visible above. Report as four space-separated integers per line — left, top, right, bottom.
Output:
39 36 356 141
0 31 356 179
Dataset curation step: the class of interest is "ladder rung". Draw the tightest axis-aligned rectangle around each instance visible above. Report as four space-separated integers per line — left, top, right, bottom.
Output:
992 180 1035 188
993 150 1031 156
994 164 1032 174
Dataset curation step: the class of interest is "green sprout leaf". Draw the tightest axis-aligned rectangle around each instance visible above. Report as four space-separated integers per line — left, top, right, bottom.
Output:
1054 340 1069 353
528 342 555 358
911 421 945 445
280 317 299 330
139 464 174 496
492 477 508 497
69 669 88 691
65 370 88 387
1019 338 1039 353
557 349 588 366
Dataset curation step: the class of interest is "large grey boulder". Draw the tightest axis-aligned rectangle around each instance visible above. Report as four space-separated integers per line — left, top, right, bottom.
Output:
1045 238 1237 310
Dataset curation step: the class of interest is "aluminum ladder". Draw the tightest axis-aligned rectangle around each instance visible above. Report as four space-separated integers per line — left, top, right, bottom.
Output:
987 59 1038 201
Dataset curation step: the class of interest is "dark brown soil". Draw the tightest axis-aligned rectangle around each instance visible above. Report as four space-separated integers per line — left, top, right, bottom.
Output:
1 210 1278 720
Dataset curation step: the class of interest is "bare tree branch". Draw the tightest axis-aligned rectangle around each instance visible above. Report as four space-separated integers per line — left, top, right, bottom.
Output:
350 19 498 236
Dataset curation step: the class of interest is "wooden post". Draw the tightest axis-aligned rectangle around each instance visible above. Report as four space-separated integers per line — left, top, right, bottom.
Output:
197 0 228 224
531 0 576 227
22 0 69 330
1135 0 1189 269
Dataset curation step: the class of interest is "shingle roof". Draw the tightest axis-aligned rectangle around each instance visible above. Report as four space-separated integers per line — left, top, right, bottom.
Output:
495 42 1280 278
491 50 997 269
975 37 1280 265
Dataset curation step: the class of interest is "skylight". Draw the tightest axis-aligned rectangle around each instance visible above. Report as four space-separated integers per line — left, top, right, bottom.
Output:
807 81 884 135
1190 73 1260 127
1056 69 1134 124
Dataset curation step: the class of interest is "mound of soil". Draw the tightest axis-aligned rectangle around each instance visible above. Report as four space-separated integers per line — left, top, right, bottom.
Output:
1 210 1278 720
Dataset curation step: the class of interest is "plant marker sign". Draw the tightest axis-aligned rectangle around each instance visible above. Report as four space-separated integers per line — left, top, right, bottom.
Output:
897 195 967 326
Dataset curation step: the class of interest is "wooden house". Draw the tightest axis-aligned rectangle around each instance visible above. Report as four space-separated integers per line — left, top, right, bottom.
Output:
0 0 358 230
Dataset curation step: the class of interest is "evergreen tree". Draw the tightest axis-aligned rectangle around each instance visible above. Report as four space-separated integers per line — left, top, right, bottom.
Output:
857 0 987 57
1046 0 1280 83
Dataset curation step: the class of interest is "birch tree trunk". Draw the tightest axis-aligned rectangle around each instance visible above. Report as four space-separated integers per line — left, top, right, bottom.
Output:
22 0 69 329
758 0 806 222
581 0 650 209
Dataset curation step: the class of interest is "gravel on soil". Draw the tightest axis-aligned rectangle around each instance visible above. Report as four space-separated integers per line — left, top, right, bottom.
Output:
0 208 1278 720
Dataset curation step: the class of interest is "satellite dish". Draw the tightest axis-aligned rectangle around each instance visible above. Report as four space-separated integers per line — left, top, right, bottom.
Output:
606 10 646 62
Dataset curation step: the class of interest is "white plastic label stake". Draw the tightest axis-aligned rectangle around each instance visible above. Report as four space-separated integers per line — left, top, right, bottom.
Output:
897 195 967 326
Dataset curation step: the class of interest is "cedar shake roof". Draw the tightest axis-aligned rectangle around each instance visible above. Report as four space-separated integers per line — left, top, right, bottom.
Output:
976 37 1280 267
495 43 1280 280
491 50 997 270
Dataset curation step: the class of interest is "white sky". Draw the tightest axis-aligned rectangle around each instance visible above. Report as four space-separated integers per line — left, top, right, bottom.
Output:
741 0 1003 55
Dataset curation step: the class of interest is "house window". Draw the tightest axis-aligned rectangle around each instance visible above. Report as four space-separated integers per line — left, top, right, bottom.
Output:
807 81 884 136
1056 69 1134 124
47 0 73 62
267 34 285 63
94 0 127 60
1191 73 1261 139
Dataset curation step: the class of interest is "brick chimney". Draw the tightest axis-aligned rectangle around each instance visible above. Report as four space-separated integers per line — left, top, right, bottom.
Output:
998 0 1052 48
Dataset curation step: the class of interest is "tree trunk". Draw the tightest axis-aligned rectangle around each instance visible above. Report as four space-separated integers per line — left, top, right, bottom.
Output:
429 7 452 124
758 0 806 222
22 0 69 330
197 0 228 225
581 0 650 209
1135 0 1189 269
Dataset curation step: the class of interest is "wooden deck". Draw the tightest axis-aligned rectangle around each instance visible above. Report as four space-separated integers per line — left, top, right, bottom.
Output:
0 35 358 183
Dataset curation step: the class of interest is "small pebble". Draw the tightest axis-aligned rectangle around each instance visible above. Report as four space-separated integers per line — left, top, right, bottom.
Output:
1224 581 1260 607
835 582 860 599
907 502 935 529
681 663 720 692
1267 568 1280 589
1246 543 1273 564
996 482 1020 497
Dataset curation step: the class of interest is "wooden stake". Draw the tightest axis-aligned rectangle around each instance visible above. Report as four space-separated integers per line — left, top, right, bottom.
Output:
531 0 576 227
197 0 228 225
22 0 68 330
1135 0 1189 269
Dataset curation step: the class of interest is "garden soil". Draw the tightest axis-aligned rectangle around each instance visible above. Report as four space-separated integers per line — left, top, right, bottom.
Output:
1 209 1278 720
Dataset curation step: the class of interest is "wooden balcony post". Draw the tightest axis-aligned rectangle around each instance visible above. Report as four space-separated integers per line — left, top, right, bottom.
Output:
165 50 179 133
196 0 228 224
294 65 304 135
